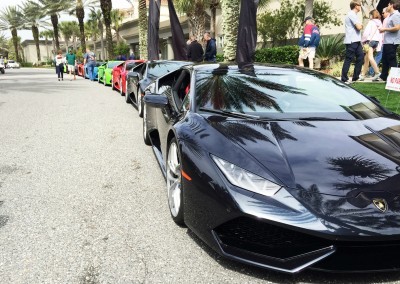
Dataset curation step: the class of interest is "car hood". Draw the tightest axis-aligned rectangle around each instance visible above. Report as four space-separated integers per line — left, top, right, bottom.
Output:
208 116 400 232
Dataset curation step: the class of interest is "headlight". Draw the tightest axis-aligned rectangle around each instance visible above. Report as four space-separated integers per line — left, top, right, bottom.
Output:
211 155 281 197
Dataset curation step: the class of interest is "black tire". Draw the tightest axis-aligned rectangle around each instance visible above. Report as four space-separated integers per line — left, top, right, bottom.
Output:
112 77 116 90
137 88 143 117
143 104 151 145
166 138 185 226
120 78 124 96
125 81 131 104
0 68 4 74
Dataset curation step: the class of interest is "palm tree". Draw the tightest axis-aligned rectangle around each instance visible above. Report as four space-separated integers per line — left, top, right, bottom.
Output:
221 0 270 61
100 0 113 59
20 1 48 63
38 0 74 51
89 9 105 60
138 0 147 60
69 0 98 54
174 0 208 41
70 21 80 50
110 9 124 42
86 18 100 55
305 0 314 18
209 0 220 37
0 5 24 61
59 21 74 50
39 29 53 61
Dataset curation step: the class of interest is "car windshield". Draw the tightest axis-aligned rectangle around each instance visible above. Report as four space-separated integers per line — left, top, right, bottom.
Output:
147 62 190 81
126 62 137 71
8 60 15 63
96 62 104 67
195 65 388 120
108 61 124 69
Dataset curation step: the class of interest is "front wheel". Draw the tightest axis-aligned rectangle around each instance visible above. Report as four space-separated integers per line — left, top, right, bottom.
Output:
166 138 185 226
112 77 116 90
0 68 4 74
103 75 107 86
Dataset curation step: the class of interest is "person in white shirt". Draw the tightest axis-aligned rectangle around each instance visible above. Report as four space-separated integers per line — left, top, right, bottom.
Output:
341 0 363 84
55 50 65 81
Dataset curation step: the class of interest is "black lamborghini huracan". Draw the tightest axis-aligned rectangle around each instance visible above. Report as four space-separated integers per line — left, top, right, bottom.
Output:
143 63 400 273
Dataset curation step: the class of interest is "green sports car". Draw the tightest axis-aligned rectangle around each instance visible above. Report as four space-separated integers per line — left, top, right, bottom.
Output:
97 61 124 86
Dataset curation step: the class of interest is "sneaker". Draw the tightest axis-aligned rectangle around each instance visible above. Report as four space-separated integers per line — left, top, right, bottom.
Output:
372 73 381 80
358 75 365 81
343 80 352 85
373 76 384 82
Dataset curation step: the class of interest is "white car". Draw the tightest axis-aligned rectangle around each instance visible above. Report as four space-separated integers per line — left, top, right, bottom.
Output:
7 60 20 68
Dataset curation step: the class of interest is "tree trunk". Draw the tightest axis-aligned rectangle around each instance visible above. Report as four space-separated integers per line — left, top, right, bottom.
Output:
32 25 41 63
45 37 49 61
305 0 314 18
210 1 219 37
100 0 114 60
11 28 19 62
100 25 105 60
221 0 239 61
138 0 148 60
189 3 207 42
51 14 60 51
76 4 86 51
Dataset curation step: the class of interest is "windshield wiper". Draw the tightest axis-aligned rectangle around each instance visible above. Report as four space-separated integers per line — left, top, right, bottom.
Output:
199 108 260 119
297 116 354 121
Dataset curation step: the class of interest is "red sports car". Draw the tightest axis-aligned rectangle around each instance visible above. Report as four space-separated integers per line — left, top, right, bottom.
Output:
77 63 85 77
112 60 145 95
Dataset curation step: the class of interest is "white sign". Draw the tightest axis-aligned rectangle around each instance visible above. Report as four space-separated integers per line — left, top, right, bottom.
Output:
386 68 400 92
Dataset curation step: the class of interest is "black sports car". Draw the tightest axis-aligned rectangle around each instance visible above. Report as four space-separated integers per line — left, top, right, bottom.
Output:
125 60 192 117
143 63 400 273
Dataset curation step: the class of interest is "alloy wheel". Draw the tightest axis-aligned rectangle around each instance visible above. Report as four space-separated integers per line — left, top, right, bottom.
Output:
167 141 181 218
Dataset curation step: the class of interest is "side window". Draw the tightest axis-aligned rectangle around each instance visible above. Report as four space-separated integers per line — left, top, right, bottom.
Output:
172 71 191 110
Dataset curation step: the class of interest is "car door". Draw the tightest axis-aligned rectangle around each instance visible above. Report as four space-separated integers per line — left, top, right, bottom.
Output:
154 69 192 160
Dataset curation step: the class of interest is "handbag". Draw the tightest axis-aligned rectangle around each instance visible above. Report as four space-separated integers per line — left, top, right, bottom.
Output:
362 43 370 53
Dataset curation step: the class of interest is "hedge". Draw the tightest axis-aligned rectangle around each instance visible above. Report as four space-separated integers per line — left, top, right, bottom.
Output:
254 45 299 65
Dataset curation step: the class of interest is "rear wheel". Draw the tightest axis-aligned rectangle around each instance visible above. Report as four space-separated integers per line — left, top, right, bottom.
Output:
137 88 143 117
120 78 124 96
166 138 185 226
143 104 151 145
125 81 131 104
0 68 4 74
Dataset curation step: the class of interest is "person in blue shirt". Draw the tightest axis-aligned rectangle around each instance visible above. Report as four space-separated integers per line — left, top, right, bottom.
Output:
203 32 217 62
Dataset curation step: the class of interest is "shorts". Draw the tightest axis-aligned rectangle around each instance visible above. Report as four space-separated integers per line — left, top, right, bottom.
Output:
369 40 379 49
68 65 75 72
299 47 316 59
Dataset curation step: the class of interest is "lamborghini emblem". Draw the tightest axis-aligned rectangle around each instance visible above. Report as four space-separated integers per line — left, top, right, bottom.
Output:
372 199 388 213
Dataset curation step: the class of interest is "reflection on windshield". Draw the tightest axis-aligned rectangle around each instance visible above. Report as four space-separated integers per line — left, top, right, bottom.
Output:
195 65 388 120
108 61 124 69
148 62 189 81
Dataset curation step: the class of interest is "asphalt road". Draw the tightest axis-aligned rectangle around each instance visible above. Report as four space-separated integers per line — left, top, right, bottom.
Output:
1 68 400 284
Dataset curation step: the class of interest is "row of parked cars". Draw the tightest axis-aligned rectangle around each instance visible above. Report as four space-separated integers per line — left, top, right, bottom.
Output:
76 59 400 274
0 59 20 74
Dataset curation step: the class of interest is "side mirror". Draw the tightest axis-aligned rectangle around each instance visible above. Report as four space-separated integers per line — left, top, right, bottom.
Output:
144 94 169 108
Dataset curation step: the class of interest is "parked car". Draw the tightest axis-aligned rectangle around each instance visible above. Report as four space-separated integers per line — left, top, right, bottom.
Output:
111 59 145 95
126 60 192 117
143 62 400 273
97 61 124 86
76 63 85 77
7 60 20 68
84 62 104 80
0 59 5 74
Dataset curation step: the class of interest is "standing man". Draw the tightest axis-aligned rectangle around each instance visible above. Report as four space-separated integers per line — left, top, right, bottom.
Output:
66 49 76 81
341 0 363 84
187 35 204 62
369 8 389 77
83 48 96 81
375 0 400 82
203 32 217 62
298 16 320 69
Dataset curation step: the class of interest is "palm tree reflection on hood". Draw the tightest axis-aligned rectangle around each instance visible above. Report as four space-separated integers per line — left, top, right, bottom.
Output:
195 64 307 113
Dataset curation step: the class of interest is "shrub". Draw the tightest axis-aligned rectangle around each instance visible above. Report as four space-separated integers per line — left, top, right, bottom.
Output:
20 62 33 67
254 45 299 64
316 34 345 69
216 54 224 62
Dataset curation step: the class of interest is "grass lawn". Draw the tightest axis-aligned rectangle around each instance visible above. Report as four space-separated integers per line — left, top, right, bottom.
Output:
352 82 400 114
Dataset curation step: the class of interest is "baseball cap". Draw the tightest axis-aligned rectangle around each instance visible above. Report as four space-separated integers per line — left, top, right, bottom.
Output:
304 16 313 23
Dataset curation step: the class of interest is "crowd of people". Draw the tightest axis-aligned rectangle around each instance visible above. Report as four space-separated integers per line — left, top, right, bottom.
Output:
297 0 400 85
187 32 217 63
341 0 400 84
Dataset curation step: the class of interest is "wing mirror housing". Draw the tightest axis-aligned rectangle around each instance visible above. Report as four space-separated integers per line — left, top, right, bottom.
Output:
144 94 169 108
